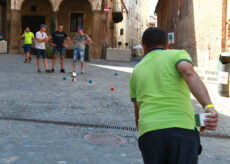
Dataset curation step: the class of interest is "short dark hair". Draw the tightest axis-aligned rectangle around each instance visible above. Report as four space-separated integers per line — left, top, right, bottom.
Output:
142 27 167 49
58 24 63 27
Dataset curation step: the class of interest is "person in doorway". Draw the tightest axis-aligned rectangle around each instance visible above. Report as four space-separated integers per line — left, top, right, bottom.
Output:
129 27 218 164
72 26 92 75
50 24 70 73
35 24 51 73
21 27 35 63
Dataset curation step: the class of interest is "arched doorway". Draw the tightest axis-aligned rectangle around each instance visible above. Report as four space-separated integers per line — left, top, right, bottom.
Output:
20 0 53 35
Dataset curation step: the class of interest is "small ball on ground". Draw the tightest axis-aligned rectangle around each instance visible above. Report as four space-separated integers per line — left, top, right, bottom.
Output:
111 88 114 91
63 77 67 80
114 73 118 76
72 72 77 77
88 80 92 83
72 78 76 82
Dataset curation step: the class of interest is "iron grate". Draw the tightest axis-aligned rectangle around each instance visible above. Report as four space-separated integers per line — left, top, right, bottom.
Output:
0 117 229 140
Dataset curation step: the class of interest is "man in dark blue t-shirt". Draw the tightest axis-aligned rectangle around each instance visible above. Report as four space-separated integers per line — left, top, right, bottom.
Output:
50 24 70 73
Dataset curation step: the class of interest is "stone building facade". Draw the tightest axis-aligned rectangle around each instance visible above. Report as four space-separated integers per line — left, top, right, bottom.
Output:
223 0 230 52
0 0 155 58
140 0 157 33
155 0 222 68
113 0 141 49
0 0 110 59
114 0 157 50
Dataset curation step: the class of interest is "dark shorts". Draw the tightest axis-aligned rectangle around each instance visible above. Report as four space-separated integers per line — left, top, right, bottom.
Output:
35 49 47 59
138 128 202 164
24 44 32 53
53 47 65 57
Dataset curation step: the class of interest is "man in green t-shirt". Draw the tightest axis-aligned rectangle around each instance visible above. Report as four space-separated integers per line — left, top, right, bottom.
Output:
21 27 35 63
129 28 218 164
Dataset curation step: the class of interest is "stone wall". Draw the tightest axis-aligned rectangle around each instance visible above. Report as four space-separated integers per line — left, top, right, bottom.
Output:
156 0 222 68
222 0 227 52
225 0 230 52
156 0 198 65
193 0 222 67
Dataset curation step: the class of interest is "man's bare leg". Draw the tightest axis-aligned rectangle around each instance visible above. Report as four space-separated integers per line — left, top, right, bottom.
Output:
60 57 64 70
43 58 49 70
73 61 77 72
37 58 41 71
26 52 30 59
24 52 30 63
27 52 32 62
52 56 57 70
81 62 85 73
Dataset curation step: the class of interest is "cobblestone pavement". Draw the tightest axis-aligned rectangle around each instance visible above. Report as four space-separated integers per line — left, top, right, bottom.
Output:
0 54 229 164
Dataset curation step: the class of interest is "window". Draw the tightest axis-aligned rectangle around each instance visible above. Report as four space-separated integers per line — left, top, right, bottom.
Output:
30 5 37 12
120 29 124 35
70 13 84 32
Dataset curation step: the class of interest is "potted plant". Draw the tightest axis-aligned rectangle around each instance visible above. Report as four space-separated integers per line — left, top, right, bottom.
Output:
46 15 56 59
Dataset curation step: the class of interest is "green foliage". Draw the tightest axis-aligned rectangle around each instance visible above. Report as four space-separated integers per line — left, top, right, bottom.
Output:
46 45 53 59
46 15 56 59
50 15 56 35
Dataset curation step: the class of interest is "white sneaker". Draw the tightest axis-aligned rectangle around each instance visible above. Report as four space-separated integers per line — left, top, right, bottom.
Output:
72 72 77 77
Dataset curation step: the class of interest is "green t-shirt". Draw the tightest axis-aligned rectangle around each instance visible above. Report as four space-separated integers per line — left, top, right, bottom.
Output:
24 32 34 44
129 49 196 138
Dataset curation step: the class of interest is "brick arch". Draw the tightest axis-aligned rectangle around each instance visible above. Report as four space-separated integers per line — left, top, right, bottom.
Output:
56 0 102 12
18 0 55 11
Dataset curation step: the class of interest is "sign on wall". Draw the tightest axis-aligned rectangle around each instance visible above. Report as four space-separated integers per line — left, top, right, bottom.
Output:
218 71 229 84
168 32 175 44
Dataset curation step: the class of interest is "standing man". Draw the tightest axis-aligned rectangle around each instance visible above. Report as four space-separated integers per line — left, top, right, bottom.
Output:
35 24 51 73
50 24 70 73
72 26 92 75
21 27 35 63
129 28 218 164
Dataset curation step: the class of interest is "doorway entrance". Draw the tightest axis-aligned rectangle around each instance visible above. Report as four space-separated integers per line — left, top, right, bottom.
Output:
22 16 45 34
0 0 6 39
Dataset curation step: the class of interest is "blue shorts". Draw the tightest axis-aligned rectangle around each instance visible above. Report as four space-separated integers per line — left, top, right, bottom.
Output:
24 44 32 53
53 47 65 57
73 48 85 62
35 49 47 59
